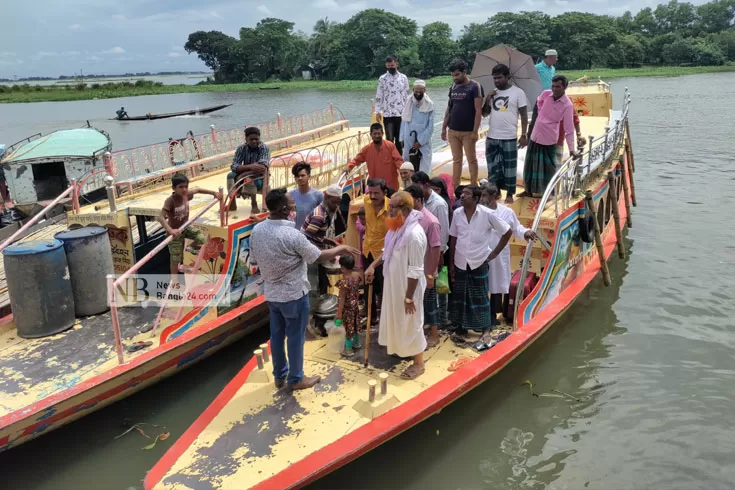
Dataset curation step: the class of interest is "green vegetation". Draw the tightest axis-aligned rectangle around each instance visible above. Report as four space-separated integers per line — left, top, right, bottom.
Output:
183 0 735 83
2 65 734 103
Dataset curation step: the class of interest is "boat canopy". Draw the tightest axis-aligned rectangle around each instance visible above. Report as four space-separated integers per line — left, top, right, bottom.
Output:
2 128 111 164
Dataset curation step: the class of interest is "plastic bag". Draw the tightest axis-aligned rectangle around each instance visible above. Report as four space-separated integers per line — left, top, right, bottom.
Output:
436 266 451 295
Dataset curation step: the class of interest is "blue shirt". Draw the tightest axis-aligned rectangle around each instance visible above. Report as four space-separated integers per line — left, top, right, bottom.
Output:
535 61 556 91
289 188 323 231
250 219 321 303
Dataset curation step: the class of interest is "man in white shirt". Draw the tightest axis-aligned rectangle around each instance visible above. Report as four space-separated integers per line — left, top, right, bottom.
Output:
483 63 529 204
375 55 410 155
448 185 511 336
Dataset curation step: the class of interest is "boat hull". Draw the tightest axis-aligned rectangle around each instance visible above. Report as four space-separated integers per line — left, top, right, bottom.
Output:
111 104 232 121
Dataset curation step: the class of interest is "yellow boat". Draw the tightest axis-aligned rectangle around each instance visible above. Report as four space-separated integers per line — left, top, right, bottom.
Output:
0 106 371 452
145 80 637 490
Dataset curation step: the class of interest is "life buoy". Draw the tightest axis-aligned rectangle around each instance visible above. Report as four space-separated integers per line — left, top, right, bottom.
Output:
578 208 596 243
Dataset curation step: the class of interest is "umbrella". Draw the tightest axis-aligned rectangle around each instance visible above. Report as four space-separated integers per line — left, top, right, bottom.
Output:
470 44 543 106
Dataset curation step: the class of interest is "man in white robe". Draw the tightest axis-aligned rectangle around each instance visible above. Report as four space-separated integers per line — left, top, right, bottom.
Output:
480 183 537 325
367 191 427 379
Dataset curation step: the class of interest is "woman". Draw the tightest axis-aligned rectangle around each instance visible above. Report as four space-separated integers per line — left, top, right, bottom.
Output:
400 80 435 174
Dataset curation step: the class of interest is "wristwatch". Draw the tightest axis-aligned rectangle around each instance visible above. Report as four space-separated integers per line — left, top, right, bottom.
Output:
404 298 414 304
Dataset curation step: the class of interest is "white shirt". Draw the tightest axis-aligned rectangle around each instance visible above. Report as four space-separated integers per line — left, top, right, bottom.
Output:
450 205 511 270
424 190 450 252
487 85 528 140
375 71 410 117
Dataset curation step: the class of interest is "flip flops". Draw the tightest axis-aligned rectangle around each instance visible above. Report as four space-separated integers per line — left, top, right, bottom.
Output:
126 341 153 353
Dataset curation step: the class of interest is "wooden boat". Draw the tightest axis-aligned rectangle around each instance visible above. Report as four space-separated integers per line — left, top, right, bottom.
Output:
0 110 370 452
145 80 637 490
111 104 232 121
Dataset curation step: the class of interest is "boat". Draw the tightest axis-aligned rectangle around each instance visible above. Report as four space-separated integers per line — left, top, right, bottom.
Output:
144 80 637 490
0 106 370 452
111 104 232 121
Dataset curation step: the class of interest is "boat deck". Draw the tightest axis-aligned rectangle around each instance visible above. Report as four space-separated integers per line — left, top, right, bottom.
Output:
0 305 161 418
151 327 494 490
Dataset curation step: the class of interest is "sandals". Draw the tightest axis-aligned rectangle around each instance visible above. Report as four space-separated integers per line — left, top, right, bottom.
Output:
400 365 425 380
126 341 153 353
448 357 472 371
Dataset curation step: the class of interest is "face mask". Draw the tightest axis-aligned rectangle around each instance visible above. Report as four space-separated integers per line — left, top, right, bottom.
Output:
388 67 397 75
414 92 424 100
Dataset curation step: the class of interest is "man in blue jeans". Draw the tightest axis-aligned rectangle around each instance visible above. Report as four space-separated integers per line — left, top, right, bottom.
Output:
250 188 359 391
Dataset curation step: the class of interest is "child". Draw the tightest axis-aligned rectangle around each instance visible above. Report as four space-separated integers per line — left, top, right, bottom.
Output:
336 254 362 356
159 173 222 282
355 207 366 269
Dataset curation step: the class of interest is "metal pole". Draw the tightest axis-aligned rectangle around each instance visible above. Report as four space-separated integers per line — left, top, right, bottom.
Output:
619 154 633 228
586 136 594 177
70 178 79 214
584 191 611 287
105 176 117 212
607 172 626 259
107 275 125 364
210 125 218 153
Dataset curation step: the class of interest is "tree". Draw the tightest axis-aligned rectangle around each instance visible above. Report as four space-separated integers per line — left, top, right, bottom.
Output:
654 0 697 35
457 22 496 68
419 22 456 77
240 18 306 81
696 0 735 33
184 31 238 81
634 7 658 35
486 11 552 59
551 12 621 69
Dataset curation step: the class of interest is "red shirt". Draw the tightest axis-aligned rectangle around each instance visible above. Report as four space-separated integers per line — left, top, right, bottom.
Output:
348 140 403 191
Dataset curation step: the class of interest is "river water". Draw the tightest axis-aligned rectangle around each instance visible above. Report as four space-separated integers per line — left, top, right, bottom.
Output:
1 73 734 490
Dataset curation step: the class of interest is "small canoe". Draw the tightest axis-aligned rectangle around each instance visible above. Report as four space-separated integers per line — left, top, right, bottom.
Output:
111 104 232 121
258 87 281 90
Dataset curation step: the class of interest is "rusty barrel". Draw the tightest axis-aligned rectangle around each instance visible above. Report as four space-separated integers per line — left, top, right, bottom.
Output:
3 239 75 338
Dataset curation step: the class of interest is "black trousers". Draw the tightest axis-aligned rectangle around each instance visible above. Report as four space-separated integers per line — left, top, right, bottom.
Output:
383 116 403 155
318 264 329 295
363 252 383 322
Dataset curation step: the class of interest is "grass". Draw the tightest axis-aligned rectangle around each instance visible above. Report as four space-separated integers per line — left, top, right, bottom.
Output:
2 64 734 104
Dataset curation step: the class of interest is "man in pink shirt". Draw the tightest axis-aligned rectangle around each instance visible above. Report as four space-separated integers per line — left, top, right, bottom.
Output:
405 185 442 348
521 75 579 197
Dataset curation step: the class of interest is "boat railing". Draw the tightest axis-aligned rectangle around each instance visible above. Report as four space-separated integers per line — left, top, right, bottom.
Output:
107 192 224 364
267 130 368 192
109 105 346 185
512 88 631 330
2 133 43 157
222 173 268 226
568 78 611 92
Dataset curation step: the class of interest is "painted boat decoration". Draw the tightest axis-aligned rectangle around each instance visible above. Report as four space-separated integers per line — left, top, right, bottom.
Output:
145 80 637 490
0 108 370 453
110 104 232 121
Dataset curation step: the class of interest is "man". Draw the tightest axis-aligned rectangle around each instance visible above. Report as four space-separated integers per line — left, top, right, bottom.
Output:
399 161 415 189
375 55 410 154
228 127 270 213
479 183 536 326
116 107 129 119
535 49 557 91
521 75 578 197
400 79 435 173
411 171 450 327
289 162 323 230
362 178 390 323
376 191 427 379
482 64 528 204
405 185 442 348
250 188 358 391
302 184 347 295
441 59 483 188
449 185 511 337
345 123 403 191
556 106 586 168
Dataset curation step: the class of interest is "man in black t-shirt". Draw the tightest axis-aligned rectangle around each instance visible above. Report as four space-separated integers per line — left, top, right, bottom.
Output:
441 59 483 188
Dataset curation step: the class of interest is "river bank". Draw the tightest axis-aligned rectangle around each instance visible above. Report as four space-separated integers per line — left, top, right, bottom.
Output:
2 65 734 104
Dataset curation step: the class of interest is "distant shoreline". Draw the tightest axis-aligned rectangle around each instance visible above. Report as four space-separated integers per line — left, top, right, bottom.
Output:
1 65 733 104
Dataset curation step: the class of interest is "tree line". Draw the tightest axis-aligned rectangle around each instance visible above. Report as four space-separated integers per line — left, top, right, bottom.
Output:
184 0 735 83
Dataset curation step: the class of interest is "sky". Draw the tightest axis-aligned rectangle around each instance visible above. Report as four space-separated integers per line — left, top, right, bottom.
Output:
0 0 669 78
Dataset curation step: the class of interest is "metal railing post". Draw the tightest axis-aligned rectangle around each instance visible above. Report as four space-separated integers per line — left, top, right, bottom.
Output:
210 125 218 153
107 274 125 364
586 136 595 177
70 178 80 214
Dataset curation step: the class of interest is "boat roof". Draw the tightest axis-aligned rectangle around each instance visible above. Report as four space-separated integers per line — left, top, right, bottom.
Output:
2 128 110 164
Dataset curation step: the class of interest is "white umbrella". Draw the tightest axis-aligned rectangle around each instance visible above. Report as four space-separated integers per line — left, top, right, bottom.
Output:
470 44 543 105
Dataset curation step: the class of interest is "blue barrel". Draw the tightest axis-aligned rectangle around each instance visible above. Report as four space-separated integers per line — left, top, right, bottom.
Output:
55 226 113 316
3 239 76 338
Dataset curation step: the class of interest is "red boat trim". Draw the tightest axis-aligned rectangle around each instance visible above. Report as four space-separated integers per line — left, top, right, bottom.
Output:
144 188 629 490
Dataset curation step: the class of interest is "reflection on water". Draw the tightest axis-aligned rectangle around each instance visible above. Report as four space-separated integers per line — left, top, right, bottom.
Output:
1 73 735 490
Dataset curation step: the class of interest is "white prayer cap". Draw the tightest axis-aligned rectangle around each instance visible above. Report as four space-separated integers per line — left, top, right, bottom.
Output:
325 184 342 197
400 161 415 170
479 178 489 186
413 79 426 88
545 49 558 57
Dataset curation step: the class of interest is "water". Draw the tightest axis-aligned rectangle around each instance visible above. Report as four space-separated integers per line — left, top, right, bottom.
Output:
0 74 210 87
1 73 735 489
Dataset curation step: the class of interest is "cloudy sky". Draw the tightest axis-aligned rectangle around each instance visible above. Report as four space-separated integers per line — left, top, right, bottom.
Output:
1 0 665 78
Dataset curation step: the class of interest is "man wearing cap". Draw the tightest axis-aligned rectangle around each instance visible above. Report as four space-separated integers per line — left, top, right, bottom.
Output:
536 50 557 91
400 79 435 174
302 184 347 295
399 162 415 189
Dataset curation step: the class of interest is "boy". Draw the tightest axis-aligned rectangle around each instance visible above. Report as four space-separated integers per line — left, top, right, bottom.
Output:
159 173 222 281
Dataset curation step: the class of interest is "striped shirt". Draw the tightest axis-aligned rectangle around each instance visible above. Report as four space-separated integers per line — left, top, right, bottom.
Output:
301 203 346 248
231 143 270 174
